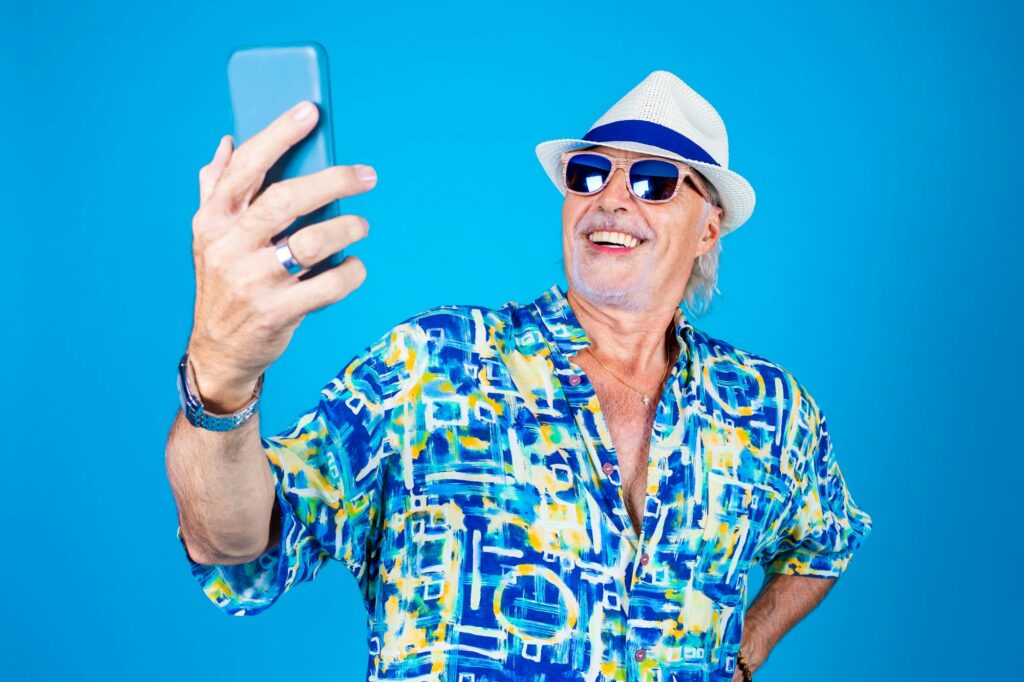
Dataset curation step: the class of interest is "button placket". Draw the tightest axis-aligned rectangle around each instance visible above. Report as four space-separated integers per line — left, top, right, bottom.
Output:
539 355 627 538
559 360 631 534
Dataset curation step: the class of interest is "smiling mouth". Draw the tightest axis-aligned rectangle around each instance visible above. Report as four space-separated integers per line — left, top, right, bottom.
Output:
587 230 645 249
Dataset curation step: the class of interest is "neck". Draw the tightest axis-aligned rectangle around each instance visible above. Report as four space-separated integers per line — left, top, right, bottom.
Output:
566 287 679 376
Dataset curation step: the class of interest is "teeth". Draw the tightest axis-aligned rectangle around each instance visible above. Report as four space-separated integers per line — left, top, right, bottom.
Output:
588 230 640 248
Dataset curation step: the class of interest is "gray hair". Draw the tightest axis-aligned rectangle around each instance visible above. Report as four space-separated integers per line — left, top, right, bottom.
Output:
682 171 723 318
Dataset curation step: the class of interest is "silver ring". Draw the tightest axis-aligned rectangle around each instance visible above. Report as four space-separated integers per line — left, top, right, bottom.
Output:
274 238 304 276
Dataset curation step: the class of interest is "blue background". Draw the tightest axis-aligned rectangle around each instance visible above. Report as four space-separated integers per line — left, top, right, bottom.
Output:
3 0 1021 679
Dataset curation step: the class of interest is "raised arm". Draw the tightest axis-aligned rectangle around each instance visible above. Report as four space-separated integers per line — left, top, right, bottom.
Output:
166 100 374 566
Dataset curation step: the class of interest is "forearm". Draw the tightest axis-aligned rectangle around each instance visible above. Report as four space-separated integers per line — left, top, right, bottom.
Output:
165 384 277 565
740 572 837 673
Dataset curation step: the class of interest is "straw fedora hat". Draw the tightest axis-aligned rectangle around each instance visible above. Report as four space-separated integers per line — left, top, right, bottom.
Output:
535 70 756 235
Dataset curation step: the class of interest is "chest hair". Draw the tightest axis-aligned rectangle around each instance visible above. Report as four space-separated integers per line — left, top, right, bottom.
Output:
587 373 660 535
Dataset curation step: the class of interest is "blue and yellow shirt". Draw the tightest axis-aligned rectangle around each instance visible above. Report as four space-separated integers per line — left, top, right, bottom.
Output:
178 284 872 681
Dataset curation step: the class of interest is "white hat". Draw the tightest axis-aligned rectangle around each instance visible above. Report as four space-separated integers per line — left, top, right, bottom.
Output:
535 70 756 236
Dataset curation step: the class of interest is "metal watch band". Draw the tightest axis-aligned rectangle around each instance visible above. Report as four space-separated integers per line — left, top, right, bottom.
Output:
176 353 264 432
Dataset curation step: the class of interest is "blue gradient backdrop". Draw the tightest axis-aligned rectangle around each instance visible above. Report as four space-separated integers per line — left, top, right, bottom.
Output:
3 1 1021 679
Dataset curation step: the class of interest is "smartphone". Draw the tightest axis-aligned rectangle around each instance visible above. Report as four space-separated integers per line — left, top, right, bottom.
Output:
227 41 344 279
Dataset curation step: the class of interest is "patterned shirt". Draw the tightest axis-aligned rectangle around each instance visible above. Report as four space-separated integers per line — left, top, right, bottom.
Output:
178 284 872 681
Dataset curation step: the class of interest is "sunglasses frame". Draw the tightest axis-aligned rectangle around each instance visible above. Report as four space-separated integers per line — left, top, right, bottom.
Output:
560 150 714 205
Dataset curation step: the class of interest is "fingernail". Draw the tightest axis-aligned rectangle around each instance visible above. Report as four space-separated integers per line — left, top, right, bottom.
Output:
293 101 315 121
214 134 230 157
355 165 377 184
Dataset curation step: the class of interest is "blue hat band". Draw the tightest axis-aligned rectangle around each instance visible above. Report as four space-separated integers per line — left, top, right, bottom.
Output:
582 120 720 167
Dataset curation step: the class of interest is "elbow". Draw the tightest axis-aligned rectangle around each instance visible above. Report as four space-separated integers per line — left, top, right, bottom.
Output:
177 495 282 566
184 541 265 566
181 526 274 566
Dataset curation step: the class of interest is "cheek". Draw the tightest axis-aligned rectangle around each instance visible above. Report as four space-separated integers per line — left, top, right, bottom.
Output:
562 199 587 242
654 215 697 268
562 197 584 225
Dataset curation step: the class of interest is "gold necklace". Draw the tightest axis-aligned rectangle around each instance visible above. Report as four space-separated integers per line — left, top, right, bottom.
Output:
583 347 673 406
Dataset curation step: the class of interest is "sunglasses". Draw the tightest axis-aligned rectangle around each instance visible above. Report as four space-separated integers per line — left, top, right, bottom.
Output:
561 150 714 204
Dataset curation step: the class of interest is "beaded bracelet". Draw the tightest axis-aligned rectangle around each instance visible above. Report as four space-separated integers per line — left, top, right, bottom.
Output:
736 652 753 681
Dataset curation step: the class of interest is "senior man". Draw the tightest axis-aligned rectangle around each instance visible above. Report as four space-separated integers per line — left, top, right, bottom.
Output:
167 70 871 682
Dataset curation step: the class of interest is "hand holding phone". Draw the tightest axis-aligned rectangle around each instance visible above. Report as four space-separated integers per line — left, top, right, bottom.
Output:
184 51 377 410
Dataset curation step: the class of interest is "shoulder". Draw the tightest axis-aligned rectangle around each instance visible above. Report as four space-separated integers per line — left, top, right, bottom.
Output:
368 299 525 356
400 300 515 333
689 325 824 450
316 299 524 411
374 301 512 348
350 300 524 393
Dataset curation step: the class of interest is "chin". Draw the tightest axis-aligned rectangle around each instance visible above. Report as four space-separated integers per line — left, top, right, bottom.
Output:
568 262 649 312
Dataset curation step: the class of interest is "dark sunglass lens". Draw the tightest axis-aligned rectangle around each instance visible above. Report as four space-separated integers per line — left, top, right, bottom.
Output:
630 160 680 201
565 154 613 194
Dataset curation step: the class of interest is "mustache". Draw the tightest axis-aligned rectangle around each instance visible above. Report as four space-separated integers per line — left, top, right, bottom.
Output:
574 211 654 242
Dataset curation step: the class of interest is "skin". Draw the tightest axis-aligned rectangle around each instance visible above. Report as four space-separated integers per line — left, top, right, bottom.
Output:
561 145 837 677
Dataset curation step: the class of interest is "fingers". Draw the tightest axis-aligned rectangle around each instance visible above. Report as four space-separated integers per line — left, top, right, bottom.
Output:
207 100 321 216
237 164 378 245
268 214 370 278
198 135 233 206
274 255 368 325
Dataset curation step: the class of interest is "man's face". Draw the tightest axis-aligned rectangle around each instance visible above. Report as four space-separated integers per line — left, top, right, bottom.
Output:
561 145 723 313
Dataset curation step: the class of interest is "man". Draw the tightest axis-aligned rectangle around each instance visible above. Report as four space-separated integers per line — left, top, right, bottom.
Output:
166 70 872 682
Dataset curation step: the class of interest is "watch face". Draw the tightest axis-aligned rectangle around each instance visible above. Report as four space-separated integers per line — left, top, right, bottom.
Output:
177 354 203 420
177 359 188 406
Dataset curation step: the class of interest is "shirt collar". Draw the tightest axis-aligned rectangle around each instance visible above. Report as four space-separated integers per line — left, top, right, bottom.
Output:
531 283 695 359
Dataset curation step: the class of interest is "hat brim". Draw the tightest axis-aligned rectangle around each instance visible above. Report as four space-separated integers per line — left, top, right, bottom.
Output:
535 138 756 235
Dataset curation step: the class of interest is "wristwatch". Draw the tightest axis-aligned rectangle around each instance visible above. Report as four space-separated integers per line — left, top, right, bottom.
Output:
176 353 264 431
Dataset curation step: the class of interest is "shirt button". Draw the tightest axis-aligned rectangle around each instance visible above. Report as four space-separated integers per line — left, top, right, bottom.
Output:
639 553 650 566
635 648 647 662
568 375 582 386
602 462 615 475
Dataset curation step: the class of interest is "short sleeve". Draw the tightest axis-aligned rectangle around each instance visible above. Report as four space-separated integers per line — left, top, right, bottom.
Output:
760 409 873 578
177 344 389 616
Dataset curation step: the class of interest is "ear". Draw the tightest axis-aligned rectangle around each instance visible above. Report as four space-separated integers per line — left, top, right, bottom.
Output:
696 205 723 256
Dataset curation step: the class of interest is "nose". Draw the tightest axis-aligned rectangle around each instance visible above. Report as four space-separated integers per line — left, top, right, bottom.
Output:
596 167 635 211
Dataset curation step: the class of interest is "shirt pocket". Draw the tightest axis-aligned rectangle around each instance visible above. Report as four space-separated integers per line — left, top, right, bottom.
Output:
694 471 785 606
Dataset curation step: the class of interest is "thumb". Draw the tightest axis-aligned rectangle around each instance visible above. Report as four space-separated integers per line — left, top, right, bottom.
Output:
198 135 233 205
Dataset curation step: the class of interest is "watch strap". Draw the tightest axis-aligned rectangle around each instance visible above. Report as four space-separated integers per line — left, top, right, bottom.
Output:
177 353 264 432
